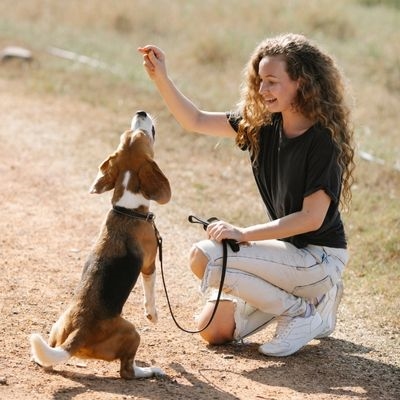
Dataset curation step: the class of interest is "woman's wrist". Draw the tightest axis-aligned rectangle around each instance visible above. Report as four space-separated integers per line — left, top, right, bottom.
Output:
240 224 271 243
239 228 250 243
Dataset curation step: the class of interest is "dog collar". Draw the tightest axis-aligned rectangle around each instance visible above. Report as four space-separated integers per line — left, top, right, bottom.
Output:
112 205 155 222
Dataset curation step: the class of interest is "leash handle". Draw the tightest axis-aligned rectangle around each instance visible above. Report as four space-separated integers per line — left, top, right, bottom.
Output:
188 215 217 230
188 215 240 252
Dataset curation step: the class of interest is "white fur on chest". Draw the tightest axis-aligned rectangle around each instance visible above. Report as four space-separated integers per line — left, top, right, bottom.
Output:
115 171 150 209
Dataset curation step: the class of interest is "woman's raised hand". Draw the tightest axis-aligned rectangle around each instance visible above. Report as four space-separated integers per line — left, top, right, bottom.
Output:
138 45 167 81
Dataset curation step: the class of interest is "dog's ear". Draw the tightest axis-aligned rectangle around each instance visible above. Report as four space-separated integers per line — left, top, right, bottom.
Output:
89 154 119 194
138 158 171 204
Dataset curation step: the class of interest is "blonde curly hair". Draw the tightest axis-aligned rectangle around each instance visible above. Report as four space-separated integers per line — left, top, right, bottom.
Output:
236 33 355 210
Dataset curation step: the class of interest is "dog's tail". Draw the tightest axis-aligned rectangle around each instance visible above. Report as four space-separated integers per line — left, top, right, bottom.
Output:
29 333 70 367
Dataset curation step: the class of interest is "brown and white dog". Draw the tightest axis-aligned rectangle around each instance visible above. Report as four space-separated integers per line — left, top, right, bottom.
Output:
30 111 171 379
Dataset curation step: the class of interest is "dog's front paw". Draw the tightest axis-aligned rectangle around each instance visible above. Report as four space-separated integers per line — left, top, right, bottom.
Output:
145 309 158 324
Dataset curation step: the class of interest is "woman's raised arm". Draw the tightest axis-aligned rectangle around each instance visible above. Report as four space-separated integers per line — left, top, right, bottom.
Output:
138 45 236 138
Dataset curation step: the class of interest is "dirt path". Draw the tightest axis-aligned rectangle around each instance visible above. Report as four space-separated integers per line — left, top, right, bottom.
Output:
0 78 399 400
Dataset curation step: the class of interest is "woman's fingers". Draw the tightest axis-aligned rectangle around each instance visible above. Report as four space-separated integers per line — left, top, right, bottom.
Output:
207 221 243 243
138 45 166 77
138 45 164 60
143 53 155 71
207 221 229 241
137 45 155 54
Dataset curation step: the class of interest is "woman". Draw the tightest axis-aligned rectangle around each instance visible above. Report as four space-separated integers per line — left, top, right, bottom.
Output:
138 33 355 357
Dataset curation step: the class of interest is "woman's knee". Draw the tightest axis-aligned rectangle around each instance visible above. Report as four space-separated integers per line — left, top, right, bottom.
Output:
199 326 230 345
197 301 235 345
190 245 208 279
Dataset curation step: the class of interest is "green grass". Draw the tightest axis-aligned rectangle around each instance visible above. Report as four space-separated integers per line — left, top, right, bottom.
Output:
1 0 399 330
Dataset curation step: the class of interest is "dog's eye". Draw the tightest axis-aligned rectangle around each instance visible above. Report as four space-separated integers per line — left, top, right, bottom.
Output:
152 126 156 138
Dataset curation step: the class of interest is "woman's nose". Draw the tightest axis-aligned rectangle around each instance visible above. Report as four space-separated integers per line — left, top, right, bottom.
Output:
259 81 268 95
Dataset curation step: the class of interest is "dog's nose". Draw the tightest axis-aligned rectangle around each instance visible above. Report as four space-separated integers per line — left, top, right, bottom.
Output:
136 110 147 118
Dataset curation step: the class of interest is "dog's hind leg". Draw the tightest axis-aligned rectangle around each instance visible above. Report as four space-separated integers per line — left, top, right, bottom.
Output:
117 319 164 379
48 306 75 347
141 270 158 323
133 361 164 378
79 317 140 379
117 321 141 380
48 316 66 347
86 317 163 379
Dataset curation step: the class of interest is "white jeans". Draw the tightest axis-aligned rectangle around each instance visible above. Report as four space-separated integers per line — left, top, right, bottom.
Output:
195 239 348 340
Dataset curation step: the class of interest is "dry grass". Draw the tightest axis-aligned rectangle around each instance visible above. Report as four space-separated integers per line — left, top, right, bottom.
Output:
1 0 399 332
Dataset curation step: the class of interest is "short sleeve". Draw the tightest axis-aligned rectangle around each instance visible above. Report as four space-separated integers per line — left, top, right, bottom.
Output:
226 112 249 151
226 111 241 132
304 132 342 204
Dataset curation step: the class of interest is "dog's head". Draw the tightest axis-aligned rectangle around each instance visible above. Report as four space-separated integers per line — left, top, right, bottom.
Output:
90 111 171 206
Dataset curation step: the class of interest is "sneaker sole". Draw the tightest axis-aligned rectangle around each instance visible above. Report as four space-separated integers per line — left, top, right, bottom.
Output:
259 314 324 357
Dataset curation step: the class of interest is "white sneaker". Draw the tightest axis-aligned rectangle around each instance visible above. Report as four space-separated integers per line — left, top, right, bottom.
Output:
315 281 344 339
258 311 324 357
234 300 276 341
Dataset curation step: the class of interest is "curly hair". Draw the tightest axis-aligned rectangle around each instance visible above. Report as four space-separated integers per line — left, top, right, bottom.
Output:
236 33 355 210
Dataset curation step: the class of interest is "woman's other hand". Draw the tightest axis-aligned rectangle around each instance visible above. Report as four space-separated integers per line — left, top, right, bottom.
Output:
207 220 245 243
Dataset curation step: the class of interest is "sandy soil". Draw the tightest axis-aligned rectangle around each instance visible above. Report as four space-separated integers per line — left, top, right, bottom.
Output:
0 77 399 400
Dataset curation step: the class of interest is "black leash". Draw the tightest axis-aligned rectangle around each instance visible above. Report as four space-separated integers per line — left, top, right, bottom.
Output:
158 215 239 334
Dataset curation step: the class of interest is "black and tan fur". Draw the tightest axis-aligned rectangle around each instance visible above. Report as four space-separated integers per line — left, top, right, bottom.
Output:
30 111 171 379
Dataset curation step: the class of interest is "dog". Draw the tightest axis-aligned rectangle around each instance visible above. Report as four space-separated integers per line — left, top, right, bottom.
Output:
30 110 171 379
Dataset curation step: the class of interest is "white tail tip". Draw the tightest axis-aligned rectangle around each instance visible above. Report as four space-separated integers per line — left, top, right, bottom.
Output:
29 333 70 368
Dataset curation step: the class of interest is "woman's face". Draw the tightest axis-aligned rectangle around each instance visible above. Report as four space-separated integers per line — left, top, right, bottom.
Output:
258 56 299 114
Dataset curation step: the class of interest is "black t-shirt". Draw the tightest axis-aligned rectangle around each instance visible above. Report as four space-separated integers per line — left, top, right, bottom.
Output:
227 113 347 249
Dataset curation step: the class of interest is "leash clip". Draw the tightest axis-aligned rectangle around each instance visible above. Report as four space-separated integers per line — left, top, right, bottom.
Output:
146 212 155 222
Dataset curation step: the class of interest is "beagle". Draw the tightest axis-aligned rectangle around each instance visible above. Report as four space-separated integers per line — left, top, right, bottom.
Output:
29 111 171 379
